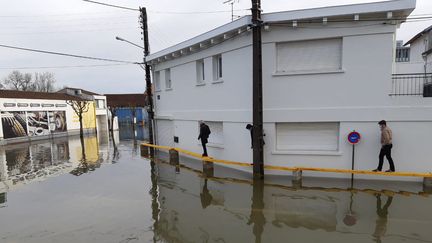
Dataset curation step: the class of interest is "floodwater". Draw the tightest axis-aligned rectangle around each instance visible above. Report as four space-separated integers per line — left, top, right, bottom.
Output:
1 126 432 243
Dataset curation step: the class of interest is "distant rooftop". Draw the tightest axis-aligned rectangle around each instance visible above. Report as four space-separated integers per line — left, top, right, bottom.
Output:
57 87 100 96
404 24 432 46
105 93 147 108
0 89 83 101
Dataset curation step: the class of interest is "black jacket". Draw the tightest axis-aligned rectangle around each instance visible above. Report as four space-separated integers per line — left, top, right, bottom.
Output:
198 124 211 140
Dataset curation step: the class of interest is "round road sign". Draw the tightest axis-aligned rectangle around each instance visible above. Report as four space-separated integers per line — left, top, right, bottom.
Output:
348 131 361 145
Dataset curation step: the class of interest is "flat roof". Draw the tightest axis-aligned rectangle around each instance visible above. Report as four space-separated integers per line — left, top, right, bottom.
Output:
0 90 83 101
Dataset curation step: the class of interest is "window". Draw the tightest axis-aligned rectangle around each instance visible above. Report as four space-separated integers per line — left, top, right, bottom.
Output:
96 99 105 109
196 59 205 84
154 71 161 91
396 47 410 62
276 38 342 73
276 122 339 151
213 55 223 81
165 69 172 90
200 121 224 145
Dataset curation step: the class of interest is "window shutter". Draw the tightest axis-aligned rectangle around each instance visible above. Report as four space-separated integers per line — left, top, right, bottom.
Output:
277 38 342 73
276 122 339 151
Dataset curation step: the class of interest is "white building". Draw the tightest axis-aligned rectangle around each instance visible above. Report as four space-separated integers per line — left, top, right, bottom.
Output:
147 0 431 180
58 87 109 134
395 25 432 74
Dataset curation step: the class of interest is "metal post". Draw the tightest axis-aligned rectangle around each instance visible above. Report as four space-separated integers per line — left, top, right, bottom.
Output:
140 7 155 153
251 0 264 179
351 144 355 181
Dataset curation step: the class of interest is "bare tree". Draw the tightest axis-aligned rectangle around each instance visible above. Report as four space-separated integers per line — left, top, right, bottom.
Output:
2 70 34 91
1 70 57 92
34 72 57 92
67 100 90 138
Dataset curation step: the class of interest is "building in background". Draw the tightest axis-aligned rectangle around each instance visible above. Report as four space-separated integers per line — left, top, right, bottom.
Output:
395 25 432 74
105 93 148 128
0 89 106 145
58 87 109 135
146 0 430 180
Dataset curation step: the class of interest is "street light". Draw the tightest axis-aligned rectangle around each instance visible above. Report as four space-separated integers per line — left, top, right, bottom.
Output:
115 36 144 50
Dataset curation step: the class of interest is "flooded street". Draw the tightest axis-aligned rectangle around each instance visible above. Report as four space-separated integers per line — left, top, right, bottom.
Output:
1 126 432 243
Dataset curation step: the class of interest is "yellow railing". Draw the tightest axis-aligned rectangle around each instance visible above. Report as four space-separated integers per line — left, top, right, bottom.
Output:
141 143 432 178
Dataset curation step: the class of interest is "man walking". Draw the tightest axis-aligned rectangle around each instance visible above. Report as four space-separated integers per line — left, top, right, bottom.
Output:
373 120 395 172
198 121 211 157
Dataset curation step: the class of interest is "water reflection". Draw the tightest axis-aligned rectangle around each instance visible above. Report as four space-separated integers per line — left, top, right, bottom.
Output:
150 156 432 243
118 124 148 141
0 131 121 190
373 194 393 243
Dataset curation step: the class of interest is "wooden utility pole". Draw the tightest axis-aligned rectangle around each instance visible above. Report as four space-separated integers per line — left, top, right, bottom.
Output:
251 0 264 178
140 7 155 147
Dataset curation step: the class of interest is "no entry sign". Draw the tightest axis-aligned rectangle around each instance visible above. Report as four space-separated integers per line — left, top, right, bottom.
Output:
348 131 361 145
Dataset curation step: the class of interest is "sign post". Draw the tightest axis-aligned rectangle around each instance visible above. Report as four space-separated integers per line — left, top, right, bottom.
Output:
347 131 361 181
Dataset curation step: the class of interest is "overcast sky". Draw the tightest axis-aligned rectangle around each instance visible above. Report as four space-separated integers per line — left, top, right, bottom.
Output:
0 0 431 94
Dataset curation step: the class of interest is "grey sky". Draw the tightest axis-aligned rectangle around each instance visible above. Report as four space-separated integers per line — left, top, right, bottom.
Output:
0 0 431 94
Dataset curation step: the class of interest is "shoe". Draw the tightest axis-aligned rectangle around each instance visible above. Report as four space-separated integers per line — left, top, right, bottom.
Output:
372 169 381 172
385 170 395 172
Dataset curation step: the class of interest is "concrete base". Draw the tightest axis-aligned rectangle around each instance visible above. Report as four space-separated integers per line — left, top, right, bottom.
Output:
292 170 303 182
169 149 179 165
140 144 149 157
202 161 214 178
423 177 432 192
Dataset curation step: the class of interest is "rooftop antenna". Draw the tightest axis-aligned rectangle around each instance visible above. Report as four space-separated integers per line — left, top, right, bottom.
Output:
223 0 240 21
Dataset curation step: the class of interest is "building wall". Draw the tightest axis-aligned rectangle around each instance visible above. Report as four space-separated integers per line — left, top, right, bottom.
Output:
151 21 432 179
0 98 98 143
116 107 148 124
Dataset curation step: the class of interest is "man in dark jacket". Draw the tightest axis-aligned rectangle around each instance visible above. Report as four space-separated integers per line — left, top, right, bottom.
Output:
198 121 211 157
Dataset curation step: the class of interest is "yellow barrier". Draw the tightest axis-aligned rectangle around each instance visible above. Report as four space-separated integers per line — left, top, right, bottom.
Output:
141 143 432 178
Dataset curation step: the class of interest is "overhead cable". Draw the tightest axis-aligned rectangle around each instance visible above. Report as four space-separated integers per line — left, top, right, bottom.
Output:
82 0 139 11
0 63 132 70
0 44 141 64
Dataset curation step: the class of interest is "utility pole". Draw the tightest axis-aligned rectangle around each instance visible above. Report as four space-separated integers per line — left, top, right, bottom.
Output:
139 7 155 148
251 0 264 179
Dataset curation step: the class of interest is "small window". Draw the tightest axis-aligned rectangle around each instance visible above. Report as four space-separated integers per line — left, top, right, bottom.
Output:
276 122 339 151
199 121 224 145
165 69 172 90
213 55 223 81
196 59 205 84
154 71 161 91
396 47 410 62
96 99 105 109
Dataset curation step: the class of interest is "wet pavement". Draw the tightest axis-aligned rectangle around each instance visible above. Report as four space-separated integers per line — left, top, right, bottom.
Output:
1 126 432 243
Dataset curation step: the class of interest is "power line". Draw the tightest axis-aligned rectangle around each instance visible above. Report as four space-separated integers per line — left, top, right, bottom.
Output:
0 10 136 18
0 44 141 64
82 0 139 11
148 9 249 14
82 0 248 14
0 63 132 70
0 27 138 36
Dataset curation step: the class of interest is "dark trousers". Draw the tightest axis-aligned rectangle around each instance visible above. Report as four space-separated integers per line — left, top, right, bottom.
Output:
378 144 395 171
201 138 208 156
